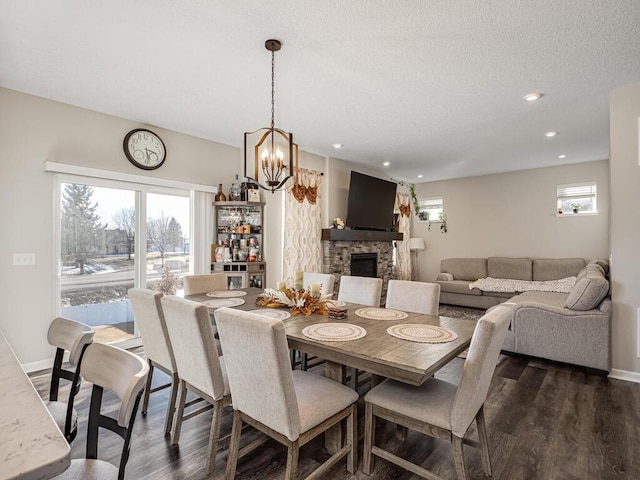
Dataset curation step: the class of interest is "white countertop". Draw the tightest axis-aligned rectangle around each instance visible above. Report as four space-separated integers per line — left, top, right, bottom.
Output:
0 331 70 480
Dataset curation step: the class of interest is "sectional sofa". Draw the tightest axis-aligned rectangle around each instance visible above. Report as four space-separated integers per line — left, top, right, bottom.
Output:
435 257 611 372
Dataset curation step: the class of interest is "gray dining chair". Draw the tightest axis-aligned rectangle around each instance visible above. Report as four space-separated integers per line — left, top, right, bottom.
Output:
385 279 440 315
215 307 359 480
183 273 228 295
161 295 231 475
128 288 179 437
46 317 95 443
363 305 512 480
338 275 382 307
52 343 148 480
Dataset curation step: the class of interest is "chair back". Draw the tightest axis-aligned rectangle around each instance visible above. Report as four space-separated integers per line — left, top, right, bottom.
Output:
303 272 336 297
215 307 301 441
183 273 227 295
385 280 440 315
47 317 95 366
338 275 382 306
450 305 511 437
161 296 227 400
128 288 176 372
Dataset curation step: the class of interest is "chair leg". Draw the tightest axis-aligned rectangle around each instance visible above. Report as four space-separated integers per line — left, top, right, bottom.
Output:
164 372 179 436
346 403 357 473
475 406 492 476
350 367 358 390
142 360 154 416
285 440 300 480
301 352 308 371
452 435 468 480
171 380 187 445
206 399 224 474
226 410 243 480
290 349 296 369
363 402 375 475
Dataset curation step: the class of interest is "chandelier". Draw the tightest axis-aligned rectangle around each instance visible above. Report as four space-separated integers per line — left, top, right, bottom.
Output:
244 39 298 193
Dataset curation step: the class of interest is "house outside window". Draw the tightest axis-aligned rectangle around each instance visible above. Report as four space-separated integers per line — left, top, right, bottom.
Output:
418 197 443 222
557 182 597 214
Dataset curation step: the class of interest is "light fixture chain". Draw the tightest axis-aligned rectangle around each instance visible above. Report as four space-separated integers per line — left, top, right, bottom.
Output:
270 49 275 129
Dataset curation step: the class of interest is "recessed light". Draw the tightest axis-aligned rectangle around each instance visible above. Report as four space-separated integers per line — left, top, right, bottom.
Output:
558 154 567 159
332 143 343 149
544 131 558 137
417 174 424 178
382 161 391 167
524 92 543 102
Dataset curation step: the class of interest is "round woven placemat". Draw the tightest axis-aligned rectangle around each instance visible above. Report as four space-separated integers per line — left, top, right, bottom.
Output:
202 298 246 309
387 324 458 343
248 308 292 320
302 323 366 342
206 290 247 298
355 307 408 321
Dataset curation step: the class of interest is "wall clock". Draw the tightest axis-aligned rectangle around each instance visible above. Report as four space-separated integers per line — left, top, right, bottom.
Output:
123 128 166 170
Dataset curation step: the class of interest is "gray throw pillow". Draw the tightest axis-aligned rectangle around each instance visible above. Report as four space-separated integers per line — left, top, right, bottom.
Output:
564 276 610 311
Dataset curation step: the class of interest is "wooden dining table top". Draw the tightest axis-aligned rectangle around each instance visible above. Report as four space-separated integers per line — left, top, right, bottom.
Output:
186 287 476 387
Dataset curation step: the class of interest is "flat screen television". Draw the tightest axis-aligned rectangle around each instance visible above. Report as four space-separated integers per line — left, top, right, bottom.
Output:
346 171 397 231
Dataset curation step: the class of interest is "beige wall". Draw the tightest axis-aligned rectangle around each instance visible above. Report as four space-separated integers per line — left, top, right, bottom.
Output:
412 161 610 282
610 83 640 374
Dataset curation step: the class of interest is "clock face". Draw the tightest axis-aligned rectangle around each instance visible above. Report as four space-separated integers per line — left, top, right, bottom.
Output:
123 129 166 170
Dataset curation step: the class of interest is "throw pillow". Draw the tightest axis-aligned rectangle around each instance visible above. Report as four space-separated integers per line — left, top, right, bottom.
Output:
564 276 610 311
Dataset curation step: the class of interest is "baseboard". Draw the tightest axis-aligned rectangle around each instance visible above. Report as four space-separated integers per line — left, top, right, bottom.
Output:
608 368 640 384
22 357 56 374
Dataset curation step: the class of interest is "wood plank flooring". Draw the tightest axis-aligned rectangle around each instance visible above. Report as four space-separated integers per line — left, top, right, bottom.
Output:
29 349 640 480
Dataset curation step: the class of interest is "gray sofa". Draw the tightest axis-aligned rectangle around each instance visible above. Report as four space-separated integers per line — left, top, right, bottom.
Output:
435 257 611 372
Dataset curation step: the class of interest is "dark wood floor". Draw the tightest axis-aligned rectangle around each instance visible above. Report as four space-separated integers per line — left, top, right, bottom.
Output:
30 349 640 480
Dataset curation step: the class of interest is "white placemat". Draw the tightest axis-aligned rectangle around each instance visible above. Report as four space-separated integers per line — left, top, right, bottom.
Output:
355 307 409 321
206 290 247 298
386 324 458 343
324 300 347 308
249 309 292 320
302 323 366 342
202 298 246 309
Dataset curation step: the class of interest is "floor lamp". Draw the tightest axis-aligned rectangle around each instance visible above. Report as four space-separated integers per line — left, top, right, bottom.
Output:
409 237 425 281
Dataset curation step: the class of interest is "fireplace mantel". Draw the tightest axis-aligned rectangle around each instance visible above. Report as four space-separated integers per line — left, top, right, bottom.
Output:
321 228 403 242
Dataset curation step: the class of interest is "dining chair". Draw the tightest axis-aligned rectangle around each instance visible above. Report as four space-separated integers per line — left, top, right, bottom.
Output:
46 317 95 443
52 342 148 480
215 307 359 480
160 295 231 475
338 275 382 307
128 288 179 437
338 275 383 388
183 273 228 295
385 279 440 315
303 271 336 297
362 304 512 480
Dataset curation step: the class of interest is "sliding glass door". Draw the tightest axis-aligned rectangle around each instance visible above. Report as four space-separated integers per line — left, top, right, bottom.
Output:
58 178 190 344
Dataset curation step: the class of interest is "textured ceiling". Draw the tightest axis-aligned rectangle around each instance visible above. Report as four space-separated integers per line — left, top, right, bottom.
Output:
1 1 639 182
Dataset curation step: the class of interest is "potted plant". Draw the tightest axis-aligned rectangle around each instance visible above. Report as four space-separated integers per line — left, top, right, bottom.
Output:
571 203 581 214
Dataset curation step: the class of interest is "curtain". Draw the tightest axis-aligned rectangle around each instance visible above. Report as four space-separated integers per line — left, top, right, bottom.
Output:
395 192 411 280
283 169 323 286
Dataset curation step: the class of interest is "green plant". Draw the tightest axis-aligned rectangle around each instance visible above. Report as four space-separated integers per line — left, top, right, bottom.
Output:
393 179 420 217
570 203 581 212
439 211 448 233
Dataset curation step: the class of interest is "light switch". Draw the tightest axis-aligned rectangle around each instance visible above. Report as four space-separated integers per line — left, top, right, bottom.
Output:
13 253 36 266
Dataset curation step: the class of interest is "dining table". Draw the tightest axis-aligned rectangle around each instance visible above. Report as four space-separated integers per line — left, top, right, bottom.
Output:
187 287 476 452
0 330 71 480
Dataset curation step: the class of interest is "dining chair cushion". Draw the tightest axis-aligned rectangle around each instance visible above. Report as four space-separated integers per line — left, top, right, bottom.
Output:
54 458 119 479
183 273 227 295
47 400 78 435
303 272 336 297
338 276 383 307
293 370 359 433
385 280 440 315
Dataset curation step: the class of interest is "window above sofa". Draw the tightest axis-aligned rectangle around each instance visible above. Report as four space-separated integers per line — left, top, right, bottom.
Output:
556 182 598 215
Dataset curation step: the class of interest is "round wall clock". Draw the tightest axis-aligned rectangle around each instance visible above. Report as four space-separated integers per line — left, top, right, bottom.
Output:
123 128 167 170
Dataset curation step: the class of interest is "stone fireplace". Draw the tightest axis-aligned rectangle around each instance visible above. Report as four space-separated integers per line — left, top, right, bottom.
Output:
321 229 403 305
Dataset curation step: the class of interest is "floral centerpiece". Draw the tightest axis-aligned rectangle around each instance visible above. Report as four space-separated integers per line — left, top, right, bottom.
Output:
256 288 330 316
331 217 345 229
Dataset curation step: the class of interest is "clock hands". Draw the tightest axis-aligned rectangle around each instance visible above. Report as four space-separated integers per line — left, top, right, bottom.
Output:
145 147 159 163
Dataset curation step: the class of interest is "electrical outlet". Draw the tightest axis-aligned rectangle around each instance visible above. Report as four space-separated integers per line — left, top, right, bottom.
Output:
13 253 36 266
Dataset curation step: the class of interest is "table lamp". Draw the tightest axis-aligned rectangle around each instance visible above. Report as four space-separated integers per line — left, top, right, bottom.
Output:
409 237 426 280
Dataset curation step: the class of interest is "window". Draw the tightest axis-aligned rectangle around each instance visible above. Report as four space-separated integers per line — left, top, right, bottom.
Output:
556 182 597 215
418 197 444 222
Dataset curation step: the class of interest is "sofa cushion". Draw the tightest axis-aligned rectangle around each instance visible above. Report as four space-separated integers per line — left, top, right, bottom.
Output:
487 257 532 281
440 258 487 281
564 276 610 311
533 258 585 281
437 280 483 296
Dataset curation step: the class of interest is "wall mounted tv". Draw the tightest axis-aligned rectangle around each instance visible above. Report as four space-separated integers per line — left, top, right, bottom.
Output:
346 171 397 231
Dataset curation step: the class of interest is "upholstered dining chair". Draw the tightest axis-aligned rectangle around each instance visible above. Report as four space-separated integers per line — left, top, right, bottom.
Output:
46 317 95 442
216 307 359 480
385 279 441 315
303 271 336 297
52 342 148 480
183 273 228 295
128 288 179 437
338 275 382 307
160 295 231 475
362 305 512 480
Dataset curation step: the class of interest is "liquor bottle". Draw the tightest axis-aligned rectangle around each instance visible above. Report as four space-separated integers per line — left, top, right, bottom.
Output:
229 174 242 201
215 184 226 201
